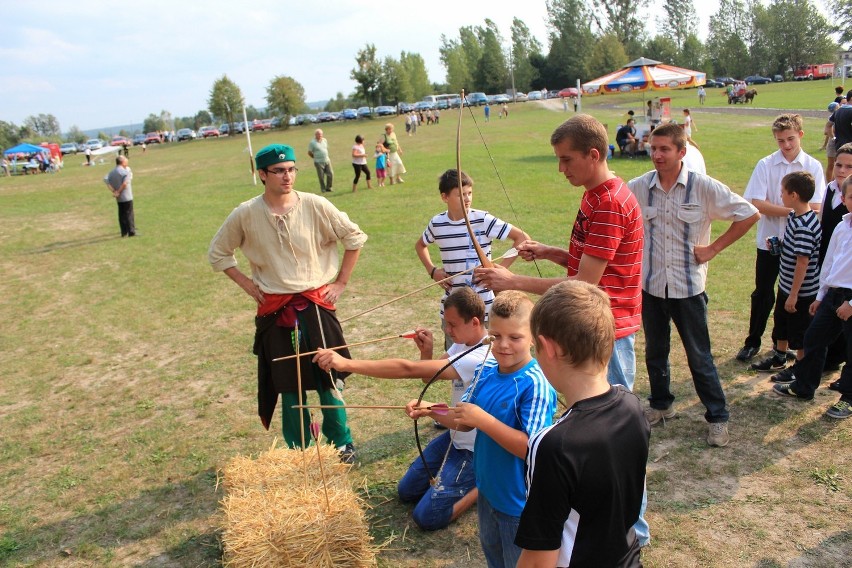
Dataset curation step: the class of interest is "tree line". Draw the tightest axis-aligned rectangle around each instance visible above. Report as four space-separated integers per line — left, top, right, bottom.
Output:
1 0 845 150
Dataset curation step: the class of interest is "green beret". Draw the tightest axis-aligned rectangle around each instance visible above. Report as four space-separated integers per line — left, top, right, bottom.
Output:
256 144 296 170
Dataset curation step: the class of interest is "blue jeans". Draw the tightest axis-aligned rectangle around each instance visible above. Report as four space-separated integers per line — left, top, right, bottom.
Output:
397 431 476 531
477 492 522 568
643 291 729 423
608 334 636 391
789 287 852 400
606 333 649 544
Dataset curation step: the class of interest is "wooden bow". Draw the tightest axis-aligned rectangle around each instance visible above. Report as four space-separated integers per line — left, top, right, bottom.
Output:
457 89 493 269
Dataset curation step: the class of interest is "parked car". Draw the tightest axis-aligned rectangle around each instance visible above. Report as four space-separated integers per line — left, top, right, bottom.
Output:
132 134 146 146
557 87 579 98
341 108 358 120
773 74 784 82
375 105 396 116
466 92 488 106
60 142 78 155
219 123 230 135
715 76 737 85
110 136 130 147
316 112 334 123
413 101 434 111
398 102 414 113
176 128 194 141
745 75 772 85
198 126 220 138
270 117 282 128
304 114 319 123
85 138 104 150
144 132 161 144
357 106 372 118
493 94 511 103
251 119 271 131
527 90 543 100
513 92 528 102
547 90 560 99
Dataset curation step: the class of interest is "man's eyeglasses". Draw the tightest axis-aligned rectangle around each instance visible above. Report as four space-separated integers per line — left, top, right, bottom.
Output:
265 166 298 176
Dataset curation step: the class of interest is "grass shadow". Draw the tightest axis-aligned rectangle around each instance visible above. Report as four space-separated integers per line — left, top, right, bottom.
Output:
21 233 120 254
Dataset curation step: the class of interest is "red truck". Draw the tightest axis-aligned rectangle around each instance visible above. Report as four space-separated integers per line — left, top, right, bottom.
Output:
794 64 834 80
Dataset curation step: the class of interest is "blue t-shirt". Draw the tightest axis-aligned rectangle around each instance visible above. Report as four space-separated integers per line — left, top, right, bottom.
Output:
462 358 556 517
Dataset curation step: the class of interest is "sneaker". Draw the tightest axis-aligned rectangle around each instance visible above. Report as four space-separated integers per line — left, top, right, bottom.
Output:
707 422 729 447
736 345 759 362
772 383 813 400
750 351 787 371
828 379 842 392
337 443 356 465
825 400 852 419
770 367 795 383
644 406 676 426
785 349 797 362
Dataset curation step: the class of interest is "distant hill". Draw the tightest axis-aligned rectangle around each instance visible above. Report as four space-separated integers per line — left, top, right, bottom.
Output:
306 100 327 110
78 123 144 138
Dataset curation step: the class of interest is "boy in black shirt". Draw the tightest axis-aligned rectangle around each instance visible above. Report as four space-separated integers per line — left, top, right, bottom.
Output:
515 281 650 567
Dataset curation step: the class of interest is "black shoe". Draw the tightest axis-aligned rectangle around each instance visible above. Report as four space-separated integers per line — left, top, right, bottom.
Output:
736 346 759 361
338 443 356 465
785 349 797 362
825 400 852 419
828 379 842 392
770 367 795 383
751 351 787 371
772 383 813 400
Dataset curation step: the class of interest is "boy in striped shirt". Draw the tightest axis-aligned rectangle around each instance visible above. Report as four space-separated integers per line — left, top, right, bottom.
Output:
416 169 529 348
753 172 821 372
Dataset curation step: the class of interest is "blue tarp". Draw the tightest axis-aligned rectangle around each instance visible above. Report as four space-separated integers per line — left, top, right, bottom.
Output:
4 143 49 156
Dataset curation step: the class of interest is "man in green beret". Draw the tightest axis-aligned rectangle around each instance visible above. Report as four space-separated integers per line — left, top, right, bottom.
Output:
208 143 367 463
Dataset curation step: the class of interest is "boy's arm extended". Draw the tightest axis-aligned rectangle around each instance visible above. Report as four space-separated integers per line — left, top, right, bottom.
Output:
750 198 792 219
497 226 531 268
313 349 460 383
451 402 529 458
517 550 559 568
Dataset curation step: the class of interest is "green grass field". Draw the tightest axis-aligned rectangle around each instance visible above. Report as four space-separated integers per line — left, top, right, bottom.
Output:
1 79 850 566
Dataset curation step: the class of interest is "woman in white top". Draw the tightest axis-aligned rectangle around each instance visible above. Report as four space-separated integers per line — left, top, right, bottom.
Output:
351 135 372 192
682 108 700 149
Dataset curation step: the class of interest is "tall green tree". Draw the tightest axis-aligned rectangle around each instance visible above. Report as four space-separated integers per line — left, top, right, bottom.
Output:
678 33 707 71
476 19 508 93
266 75 306 123
658 0 698 51
706 0 751 74
0 120 21 150
459 27 484 86
827 0 852 46
587 34 628 79
644 35 679 64
589 0 649 56
544 0 595 86
208 75 244 128
194 110 213 128
65 125 86 144
378 55 410 104
440 35 473 94
351 44 383 106
23 113 61 138
510 18 542 92
143 113 167 134
400 51 431 100
762 0 837 73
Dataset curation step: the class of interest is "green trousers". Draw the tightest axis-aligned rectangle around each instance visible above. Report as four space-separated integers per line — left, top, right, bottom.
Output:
280 384 353 449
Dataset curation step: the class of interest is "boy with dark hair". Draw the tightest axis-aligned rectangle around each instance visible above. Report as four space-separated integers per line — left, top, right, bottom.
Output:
408 291 557 567
737 114 826 362
516 280 649 567
415 168 528 347
313 287 491 530
752 172 820 371
774 174 852 419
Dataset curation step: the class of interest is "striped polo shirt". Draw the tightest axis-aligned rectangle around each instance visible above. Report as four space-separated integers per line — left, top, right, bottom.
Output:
778 209 821 297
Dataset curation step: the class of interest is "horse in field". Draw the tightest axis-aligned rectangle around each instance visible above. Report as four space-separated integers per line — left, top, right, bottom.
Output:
745 89 758 103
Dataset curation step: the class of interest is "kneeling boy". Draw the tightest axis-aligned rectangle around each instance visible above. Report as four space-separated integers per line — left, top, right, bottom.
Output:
409 291 556 567
313 288 491 530
516 281 650 567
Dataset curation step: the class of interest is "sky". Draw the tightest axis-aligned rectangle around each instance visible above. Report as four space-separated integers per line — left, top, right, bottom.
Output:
0 0 719 132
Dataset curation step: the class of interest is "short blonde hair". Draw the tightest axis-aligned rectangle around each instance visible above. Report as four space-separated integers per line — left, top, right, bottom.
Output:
490 290 534 321
772 113 803 133
530 281 614 368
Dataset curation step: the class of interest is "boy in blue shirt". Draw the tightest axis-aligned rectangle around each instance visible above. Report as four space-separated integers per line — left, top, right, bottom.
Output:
409 291 556 567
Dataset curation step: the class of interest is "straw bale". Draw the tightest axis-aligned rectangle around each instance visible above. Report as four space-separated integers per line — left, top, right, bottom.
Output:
221 443 377 567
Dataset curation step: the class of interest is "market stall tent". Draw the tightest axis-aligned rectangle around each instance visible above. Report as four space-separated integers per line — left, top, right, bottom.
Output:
582 57 706 95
